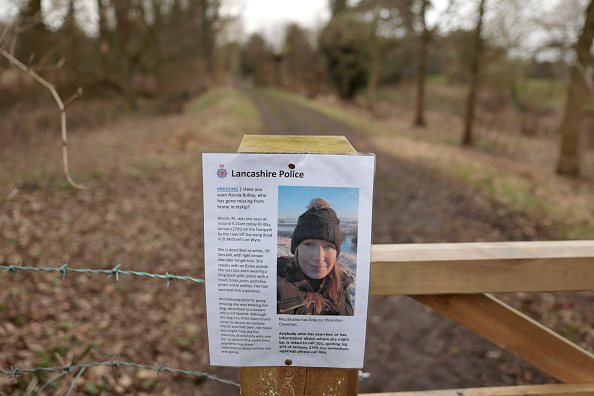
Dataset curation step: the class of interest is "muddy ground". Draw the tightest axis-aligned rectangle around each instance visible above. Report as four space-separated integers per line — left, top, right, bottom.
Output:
1 88 591 395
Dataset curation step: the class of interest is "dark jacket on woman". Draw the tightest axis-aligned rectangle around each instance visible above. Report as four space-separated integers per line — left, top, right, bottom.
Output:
277 256 354 316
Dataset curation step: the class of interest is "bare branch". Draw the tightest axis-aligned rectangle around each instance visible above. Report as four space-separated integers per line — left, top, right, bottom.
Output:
64 87 84 109
36 40 68 68
0 28 9 46
31 57 66 72
430 0 456 33
0 48 85 190
0 48 64 109
15 11 44 34
9 33 18 56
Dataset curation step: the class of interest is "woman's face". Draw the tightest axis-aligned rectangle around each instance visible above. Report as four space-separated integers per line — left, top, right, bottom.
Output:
297 239 337 279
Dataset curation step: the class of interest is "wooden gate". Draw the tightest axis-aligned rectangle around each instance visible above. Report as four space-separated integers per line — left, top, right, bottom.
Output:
237 135 594 396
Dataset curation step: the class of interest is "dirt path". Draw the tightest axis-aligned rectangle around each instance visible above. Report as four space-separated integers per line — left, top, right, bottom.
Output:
247 89 558 393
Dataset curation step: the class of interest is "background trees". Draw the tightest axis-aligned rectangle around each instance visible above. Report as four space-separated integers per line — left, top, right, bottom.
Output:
556 0 594 176
461 0 486 146
2 0 226 111
319 14 374 100
2 0 592 177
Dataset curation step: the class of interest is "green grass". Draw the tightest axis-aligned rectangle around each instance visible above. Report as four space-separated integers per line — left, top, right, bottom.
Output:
514 78 568 110
232 90 259 121
374 88 406 105
185 91 218 113
427 73 449 84
445 136 493 150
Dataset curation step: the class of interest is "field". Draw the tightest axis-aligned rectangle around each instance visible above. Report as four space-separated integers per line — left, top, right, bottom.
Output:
1 82 593 395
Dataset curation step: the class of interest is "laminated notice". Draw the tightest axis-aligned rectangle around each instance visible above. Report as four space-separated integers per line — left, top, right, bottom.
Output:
202 153 375 368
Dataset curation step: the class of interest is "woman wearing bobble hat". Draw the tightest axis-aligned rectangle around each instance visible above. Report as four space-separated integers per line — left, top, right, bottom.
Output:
277 198 354 316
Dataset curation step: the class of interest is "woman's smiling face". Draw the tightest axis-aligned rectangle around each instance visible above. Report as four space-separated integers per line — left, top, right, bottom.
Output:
297 239 337 279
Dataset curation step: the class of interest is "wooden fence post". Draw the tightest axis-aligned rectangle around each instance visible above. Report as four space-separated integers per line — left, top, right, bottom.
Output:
238 135 360 396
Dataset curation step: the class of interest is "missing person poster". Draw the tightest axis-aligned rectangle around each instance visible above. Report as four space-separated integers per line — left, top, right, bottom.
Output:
202 153 375 368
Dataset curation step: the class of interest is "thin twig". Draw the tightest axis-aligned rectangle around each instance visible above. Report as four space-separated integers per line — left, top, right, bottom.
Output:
65 367 85 396
15 12 45 35
0 47 85 190
35 371 68 396
0 28 8 47
31 57 66 72
6 188 19 200
64 87 84 109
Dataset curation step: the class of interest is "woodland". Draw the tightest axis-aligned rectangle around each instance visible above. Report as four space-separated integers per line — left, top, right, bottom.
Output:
1 0 593 179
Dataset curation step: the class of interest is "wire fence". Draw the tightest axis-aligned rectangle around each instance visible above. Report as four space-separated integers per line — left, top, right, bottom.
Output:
1 263 204 286
1 360 239 396
0 263 242 394
1 360 239 386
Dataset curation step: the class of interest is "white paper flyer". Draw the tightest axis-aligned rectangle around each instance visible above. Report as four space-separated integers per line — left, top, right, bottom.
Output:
202 153 375 368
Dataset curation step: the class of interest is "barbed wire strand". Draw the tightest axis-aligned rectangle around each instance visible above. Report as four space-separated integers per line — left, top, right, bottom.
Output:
0 266 236 390
1 360 240 388
0 263 204 286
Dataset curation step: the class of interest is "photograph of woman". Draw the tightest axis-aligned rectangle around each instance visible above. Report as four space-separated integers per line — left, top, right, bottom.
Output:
277 188 359 316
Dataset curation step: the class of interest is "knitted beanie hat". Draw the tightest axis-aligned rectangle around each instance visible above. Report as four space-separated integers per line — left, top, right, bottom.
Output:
291 198 342 257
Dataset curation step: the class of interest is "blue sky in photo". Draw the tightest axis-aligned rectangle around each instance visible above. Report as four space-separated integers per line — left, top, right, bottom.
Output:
278 186 359 222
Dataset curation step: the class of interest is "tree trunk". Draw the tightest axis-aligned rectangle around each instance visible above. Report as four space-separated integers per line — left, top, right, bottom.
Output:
555 0 594 176
367 15 379 112
414 0 430 127
201 0 215 72
18 0 50 79
65 1 81 86
113 1 137 111
96 0 110 80
462 0 486 146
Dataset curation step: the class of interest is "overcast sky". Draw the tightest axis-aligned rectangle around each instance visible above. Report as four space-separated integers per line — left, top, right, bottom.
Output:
238 0 332 35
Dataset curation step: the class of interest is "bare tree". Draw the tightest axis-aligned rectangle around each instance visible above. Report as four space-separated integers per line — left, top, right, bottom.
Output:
355 0 416 111
244 33 273 86
413 0 455 127
414 0 430 126
354 1 382 111
461 0 486 146
283 23 316 88
556 0 594 176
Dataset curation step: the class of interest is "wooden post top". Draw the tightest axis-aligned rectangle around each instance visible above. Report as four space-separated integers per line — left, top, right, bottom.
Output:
239 135 357 154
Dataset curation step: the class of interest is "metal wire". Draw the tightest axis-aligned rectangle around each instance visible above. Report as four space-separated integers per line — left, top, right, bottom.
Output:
0 263 204 286
0 265 236 389
1 360 240 387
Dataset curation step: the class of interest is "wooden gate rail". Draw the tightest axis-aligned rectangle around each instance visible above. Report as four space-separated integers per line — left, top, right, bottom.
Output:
359 383 594 396
367 241 594 395
237 135 594 396
370 241 594 295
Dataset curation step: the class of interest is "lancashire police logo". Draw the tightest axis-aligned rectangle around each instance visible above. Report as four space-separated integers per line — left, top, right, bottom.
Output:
217 165 227 178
